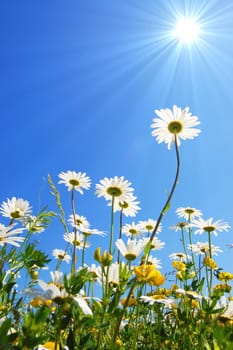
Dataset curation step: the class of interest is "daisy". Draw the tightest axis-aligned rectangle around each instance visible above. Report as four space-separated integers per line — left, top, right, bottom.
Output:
176 207 202 221
140 295 174 309
190 217 230 236
64 232 90 249
82 228 106 237
170 222 189 232
151 105 201 149
115 238 147 261
139 219 162 234
122 222 143 237
37 280 92 315
52 249 71 263
112 195 141 217
188 242 223 256
150 237 165 251
95 176 134 202
25 215 45 233
68 214 90 230
0 197 31 220
58 170 91 193
146 255 162 269
169 252 191 261
0 223 25 247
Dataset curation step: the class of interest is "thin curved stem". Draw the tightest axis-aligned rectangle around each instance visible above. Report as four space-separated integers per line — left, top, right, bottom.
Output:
71 189 77 273
150 135 180 244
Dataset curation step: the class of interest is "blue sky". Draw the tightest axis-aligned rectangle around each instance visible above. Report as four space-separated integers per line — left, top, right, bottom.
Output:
0 0 233 276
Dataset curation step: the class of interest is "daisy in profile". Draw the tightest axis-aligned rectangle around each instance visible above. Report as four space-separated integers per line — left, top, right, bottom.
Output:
52 249 71 264
150 237 165 251
0 197 31 220
169 252 191 261
146 255 162 269
122 222 143 238
68 214 90 230
112 195 141 217
0 223 25 247
139 219 162 234
151 105 201 149
58 170 91 194
176 207 202 221
115 238 147 261
188 242 223 256
63 232 90 249
95 176 134 202
190 217 230 236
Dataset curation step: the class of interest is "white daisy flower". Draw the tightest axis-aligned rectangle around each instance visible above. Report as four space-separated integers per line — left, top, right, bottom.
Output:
170 222 189 232
169 252 191 261
151 105 201 149
95 176 134 202
58 170 91 193
82 228 106 237
0 197 31 219
115 238 147 261
37 279 92 315
150 237 165 251
50 271 64 288
25 215 45 233
140 296 174 308
0 223 25 247
188 242 223 256
112 195 141 217
139 219 162 234
176 207 202 221
63 232 90 249
146 255 162 269
190 217 230 236
68 214 90 230
122 222 143 237
52 249 71 263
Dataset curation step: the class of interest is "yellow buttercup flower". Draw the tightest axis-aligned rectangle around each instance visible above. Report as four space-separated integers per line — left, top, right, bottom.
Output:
172 261 186 271
134 264 165 286
203 257 218 269
218 272 233 282
42 342 60 350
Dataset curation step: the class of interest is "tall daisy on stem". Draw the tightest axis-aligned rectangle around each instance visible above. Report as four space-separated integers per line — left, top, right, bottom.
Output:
58 170 91 273
149 105 201 246
95 176 134 254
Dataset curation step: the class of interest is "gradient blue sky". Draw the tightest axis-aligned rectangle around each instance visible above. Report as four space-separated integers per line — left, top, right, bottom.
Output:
0 0 233 275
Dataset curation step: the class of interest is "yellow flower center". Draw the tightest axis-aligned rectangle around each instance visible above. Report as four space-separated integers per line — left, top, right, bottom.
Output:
124 253 137 261
10 210 22 218
119 201 129 209
129 229 137 235
168 120 183 134
203 226 215 233
69 179 80 187
145 225 154 231
107 186 122 197
184 208 195 214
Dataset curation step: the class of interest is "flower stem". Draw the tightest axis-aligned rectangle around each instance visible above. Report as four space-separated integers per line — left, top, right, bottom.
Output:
71 189 77 273
109 195 115 255
150 135 180 244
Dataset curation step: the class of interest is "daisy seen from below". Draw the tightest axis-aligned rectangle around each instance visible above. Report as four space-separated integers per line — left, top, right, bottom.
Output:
149 237 165 251
52 249 71 264
190 217 230 236
95 176 134 202
188 242 223 256
0 223 25 247
169 252 191 261
58 170 91 194
176 206 202 221
151 105 201 149
112 195 141 217
115 238 147 261
122 222 143 237
139 219 162 234
68 214 90 230
63 232 90 249
146 255 162 269
0 197 31 220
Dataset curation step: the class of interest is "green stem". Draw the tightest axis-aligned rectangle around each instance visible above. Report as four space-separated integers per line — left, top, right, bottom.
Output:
71 189 77 274
109 196 115 255
117 209 123 264
150 135 180 244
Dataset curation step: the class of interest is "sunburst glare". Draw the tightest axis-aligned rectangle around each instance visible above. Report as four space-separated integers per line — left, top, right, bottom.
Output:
174 17 201 43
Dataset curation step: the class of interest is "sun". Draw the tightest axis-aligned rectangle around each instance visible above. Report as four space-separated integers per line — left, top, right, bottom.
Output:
174 17 200 43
